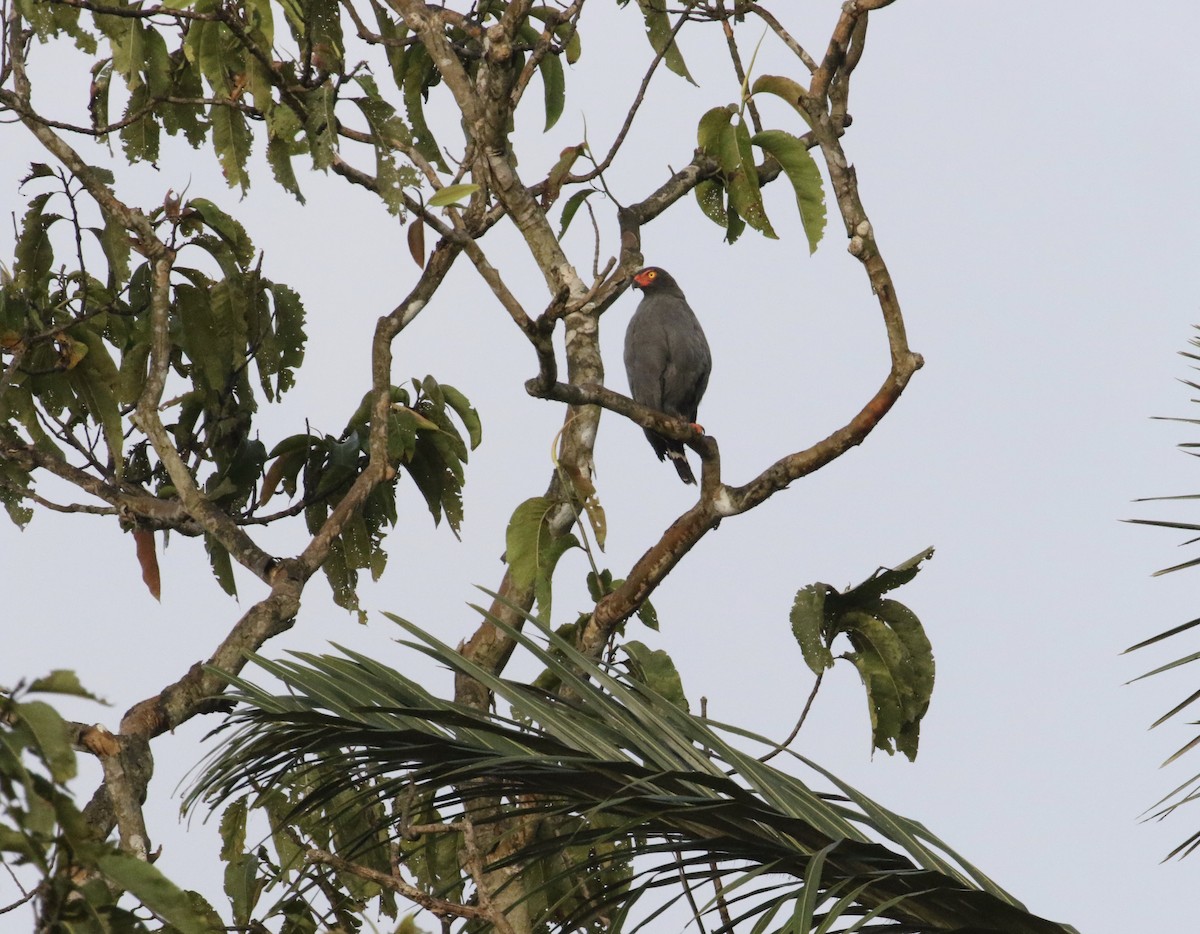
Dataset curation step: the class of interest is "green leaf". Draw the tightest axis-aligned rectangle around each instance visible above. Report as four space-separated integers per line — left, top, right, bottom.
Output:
266 106 306 202
14 192 58 300
750 74 813 128
210 105 252 193
792 551 936 760
752 129 826 254
118 85 161 164
845 640 905 757
693 178 727 229
438 382 482 449
15 701 76 783
790 583 834 674
98 208 131 287
720 117 776 239
402 45 448 172
635 0 695 85
68 338 124 473
89 58 112 133
306 0 345 73
303 84 338 170
558 188 596 239
352 75 417 214
842 547 935 606
162 50 207 147
505 497 579 619
186 197 255 267
26 670 107 703
427 183 480 208
697 104 733 155
97 852 224 933
622 641 688 711
205 533 237 597
539 52 565 130
97 12 146 90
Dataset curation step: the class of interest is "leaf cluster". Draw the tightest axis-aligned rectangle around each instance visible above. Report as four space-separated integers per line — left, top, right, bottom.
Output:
255 375 481 614
695 95 826 251
790 549 936 760
0 677 224 933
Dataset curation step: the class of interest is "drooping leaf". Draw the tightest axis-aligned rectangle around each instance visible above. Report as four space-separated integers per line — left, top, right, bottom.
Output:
402 44 448 172
438 382 481 450
558 188 596 239
752 129 827 253
506 496 579 619
539 52 566 130
697 104 733 156
406 218 426 267
186 197 255 267
303 83 338 170
720 117 776 239
210 104 252 193
634 0 695 85
694 178 728 229
205 533 237 597
133 528 161 601
791 583 835 674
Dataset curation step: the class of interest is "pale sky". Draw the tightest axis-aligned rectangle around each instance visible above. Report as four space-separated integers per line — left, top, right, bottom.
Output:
3 3 1199 931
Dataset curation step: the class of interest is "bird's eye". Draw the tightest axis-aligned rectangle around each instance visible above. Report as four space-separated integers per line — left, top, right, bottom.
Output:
646 271 657 279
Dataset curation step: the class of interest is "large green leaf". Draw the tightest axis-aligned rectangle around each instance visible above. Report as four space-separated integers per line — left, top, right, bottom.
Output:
210 104 252 193
505 496 580 619
752 129 827 254
634 0 695 85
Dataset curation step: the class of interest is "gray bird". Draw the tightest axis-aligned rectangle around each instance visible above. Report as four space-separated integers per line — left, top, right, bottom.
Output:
624 266 712 484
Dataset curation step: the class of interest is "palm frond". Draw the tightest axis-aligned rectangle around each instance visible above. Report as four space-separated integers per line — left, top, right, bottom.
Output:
1128 326 1200 857
187 602 1076 933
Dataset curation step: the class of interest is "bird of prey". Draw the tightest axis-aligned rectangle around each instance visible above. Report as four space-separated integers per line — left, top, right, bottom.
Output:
623 266 712 484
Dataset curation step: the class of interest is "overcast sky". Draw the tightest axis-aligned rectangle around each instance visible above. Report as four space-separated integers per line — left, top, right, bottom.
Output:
4 3 1200 931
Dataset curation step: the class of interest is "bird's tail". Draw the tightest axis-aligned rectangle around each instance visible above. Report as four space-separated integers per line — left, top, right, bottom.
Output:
667 449 696 485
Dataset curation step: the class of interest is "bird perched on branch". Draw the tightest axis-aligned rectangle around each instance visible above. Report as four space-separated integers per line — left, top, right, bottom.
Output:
624 266 712 485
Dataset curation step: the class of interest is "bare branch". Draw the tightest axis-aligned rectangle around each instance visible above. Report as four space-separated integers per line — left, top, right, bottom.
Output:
745 3 818 72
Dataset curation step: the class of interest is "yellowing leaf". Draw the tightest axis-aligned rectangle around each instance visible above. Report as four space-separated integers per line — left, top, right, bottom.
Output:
428 183 480 207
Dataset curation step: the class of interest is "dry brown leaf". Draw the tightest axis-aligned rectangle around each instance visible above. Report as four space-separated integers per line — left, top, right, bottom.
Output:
133 528 161 601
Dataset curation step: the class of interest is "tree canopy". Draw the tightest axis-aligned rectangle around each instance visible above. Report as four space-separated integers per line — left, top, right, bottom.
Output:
0 1 1089 932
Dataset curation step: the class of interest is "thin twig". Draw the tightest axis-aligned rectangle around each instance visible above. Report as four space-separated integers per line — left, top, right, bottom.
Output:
716 0 762 133
746 3 817 72
759 671 824 763
567 12 689 184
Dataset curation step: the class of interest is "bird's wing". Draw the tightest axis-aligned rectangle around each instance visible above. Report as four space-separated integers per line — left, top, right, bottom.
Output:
659 301 711 421
624 303 667 411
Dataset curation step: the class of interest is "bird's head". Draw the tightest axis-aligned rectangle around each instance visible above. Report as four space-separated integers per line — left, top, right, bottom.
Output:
631 266 677 292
